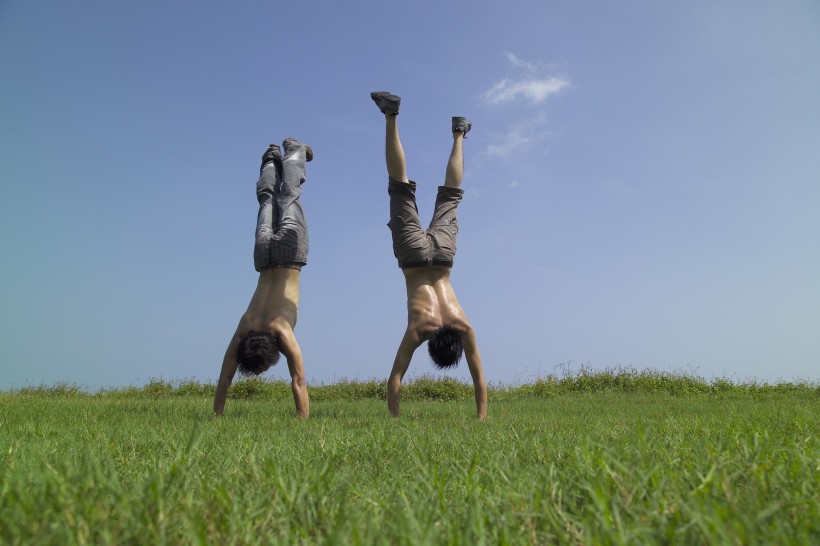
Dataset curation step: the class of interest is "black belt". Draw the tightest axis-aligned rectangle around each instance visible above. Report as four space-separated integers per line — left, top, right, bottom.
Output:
399 259 453 269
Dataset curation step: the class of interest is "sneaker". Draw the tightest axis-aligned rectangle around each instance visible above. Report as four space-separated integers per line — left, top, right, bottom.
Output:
260 144 281 172
370 91 401 116
282 137 313 162
451 117 472 137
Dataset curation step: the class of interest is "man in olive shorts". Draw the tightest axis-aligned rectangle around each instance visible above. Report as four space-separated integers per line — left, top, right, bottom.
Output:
371 91 488 420
214 137 313 418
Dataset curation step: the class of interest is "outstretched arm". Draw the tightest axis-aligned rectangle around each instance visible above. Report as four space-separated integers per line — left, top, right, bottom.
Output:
279 331 309 418
387 329 422 417
214 334 241 415
462 327 487 421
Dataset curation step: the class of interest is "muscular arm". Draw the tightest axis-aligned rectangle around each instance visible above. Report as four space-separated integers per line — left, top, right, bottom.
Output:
462 327 487 421
387 329 423 417
214 334 241 415
278 330 309 418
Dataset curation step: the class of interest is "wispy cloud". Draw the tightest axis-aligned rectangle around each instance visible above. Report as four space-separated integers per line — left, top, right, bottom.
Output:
485 127 534 158
482 77 569 105
504 52 539 72
478 53 569 162
482 112 549 159
481 53 569 105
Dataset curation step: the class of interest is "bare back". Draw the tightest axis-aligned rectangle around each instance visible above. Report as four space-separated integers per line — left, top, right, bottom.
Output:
214 266 306 417
391 265 486 420
403 266 470 338
240 267 301 336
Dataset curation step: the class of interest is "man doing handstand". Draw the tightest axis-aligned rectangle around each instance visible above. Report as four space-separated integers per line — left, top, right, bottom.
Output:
371 91 488 420
214 138 313 418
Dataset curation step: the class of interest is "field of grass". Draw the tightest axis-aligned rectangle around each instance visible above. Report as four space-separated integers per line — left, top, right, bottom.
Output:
1 371 818 545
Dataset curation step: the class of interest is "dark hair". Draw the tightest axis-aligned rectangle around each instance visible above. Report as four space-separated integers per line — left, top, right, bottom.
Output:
236 331 280 376
427 323 464 369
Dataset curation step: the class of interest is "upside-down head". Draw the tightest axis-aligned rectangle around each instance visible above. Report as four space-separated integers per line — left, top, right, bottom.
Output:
427 323 464 369
236 331 280 376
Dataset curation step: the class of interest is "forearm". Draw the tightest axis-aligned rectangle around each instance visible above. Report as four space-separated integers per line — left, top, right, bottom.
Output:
464 342 487 421
281 336 309 419
291 377 309 418
214 372 231 415
387 372 402 417
387 341 416 417
473 379 487 421
214 337 239 415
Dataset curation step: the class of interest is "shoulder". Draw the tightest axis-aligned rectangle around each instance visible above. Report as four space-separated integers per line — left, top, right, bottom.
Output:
400 327 425 348
445 318 472 337
266 318 294 337
235 314 255 336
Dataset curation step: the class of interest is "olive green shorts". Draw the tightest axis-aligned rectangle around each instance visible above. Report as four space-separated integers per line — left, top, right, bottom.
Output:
387 178 464 269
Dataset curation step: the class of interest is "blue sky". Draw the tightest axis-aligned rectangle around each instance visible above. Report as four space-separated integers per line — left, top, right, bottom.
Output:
2 0 819 389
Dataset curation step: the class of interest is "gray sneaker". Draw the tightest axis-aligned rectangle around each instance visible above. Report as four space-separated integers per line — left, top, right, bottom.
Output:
260 144 281 173
282 137 313 162
452 117 472 137
370 91 401 116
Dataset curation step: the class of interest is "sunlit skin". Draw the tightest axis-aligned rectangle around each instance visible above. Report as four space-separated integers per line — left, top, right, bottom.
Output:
213 266 309 418
383 113 488 420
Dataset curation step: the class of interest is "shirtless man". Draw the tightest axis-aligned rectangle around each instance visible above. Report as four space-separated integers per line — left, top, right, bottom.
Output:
214 138 313 418
370 91 488 420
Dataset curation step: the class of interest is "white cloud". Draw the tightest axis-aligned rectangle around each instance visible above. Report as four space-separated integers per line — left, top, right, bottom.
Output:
482 77 569 105
504 52 538 72
485 128 533 158
481 53 569 105
477 54 569 161
482 112 549 159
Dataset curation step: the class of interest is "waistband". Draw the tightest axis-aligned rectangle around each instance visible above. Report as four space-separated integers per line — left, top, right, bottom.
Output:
260 263 303 271
399 259 453 269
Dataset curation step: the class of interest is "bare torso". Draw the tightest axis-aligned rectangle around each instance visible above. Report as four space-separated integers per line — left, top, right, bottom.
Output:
239 267 301 337
215 266 307 417
402 266 470 338
390 266 486 420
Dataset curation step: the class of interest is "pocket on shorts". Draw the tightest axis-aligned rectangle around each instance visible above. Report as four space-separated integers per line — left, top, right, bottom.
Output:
431 220 458 252
390 216 426 249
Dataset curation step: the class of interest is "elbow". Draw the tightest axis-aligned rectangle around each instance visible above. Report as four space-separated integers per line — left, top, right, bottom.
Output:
388 375 402 392
291 375 307 390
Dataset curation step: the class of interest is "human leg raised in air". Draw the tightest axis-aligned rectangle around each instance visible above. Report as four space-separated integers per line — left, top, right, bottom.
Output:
444 117 470 188
254 144 282 271
269 137 312 267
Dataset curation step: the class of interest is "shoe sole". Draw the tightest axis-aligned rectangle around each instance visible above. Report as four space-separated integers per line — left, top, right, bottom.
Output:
283 139 313 162
451 117 472 136
370 91 401 114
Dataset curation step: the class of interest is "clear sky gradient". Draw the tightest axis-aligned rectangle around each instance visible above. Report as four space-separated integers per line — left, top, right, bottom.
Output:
2 0 818 389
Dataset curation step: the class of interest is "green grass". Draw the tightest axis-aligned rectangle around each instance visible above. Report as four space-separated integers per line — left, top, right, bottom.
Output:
1 372 818 545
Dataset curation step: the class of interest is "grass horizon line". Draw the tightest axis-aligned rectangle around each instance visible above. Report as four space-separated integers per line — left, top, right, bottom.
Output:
5 366 819 400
